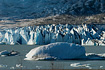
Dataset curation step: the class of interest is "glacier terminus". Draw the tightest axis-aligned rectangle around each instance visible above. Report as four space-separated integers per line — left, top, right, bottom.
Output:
0 24 105 46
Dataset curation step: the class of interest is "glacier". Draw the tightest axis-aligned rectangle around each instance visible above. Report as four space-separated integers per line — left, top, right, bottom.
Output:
0 24 105 45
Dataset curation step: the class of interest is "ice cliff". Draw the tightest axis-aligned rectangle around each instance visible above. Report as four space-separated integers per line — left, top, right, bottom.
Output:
0 24 105 46
0 0 105 19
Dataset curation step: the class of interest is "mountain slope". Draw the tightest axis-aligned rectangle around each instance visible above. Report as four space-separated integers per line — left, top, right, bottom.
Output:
0 0 105 19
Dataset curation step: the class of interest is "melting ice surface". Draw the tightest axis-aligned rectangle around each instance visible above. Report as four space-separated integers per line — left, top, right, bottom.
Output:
0 24 105 46
25 42 105 60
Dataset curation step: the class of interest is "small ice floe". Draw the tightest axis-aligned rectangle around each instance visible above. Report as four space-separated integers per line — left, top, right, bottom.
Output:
16 64 23 68
0 50 10 57
100 66 103 68
24 55 55 60
0 50 19 57
0 64 7 68
98 53 105 57
86 53 105 60
70 63 91 69
10 50 19 56
10 67 15 69
36 66 42 69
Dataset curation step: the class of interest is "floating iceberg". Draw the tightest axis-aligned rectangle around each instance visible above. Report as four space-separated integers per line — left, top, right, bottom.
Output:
0 50 19 57
0 50 10 56
70 63 91 68
25 42 105 60
86 53 105 60
25 42 86 60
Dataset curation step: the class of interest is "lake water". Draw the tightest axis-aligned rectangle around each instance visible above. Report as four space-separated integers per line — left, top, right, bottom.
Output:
0 45 105 70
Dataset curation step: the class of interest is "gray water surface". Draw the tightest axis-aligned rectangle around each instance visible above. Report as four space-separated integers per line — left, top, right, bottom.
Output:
0 45 105 69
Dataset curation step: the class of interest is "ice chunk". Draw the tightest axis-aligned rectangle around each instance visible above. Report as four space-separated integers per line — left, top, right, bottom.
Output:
10 67 15 69
0 50 19 57
70 63 91 68
16 64 23 68
86 53 105 60
100 66 103 68
0 64 7 68
0 50 10 56
25 42 86 60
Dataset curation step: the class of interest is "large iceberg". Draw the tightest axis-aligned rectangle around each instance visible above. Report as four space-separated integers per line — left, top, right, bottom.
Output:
25 42 86 60
25 42 105 60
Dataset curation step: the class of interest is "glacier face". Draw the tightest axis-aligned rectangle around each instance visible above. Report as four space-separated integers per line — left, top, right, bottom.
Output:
0 24 105 45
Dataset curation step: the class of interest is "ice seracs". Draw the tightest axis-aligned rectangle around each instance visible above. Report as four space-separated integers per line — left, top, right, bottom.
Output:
27 31 35 45
25 42 86 60
0 24 105 45
20 29 29 44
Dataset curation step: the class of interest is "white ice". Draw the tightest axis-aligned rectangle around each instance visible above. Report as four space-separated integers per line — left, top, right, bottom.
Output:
25 42 86 60
70 63 92 69
25 42 105 60
0 24 105 45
